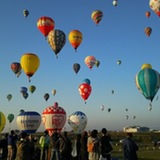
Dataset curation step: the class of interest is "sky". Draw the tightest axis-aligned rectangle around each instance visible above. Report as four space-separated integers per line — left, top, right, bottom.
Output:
0 0 160 133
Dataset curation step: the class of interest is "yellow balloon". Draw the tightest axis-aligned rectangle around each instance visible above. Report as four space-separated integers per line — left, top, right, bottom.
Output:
141 63 152 70
20 53 40 81
68 30 82 52
0 111 6 133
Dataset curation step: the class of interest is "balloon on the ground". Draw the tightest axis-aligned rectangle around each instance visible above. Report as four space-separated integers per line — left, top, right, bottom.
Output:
16 111 41 133
0 112 6 132
68 111 87 134
20 53 40 82
7 114 14 123
42 102 66 136
37 16 55 38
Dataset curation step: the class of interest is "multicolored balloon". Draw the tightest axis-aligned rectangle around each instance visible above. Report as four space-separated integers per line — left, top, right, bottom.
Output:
16 111 41 133
20 53 40 82
42 102 66 136
135 65 160 102
85 56 96 69
68 30 83 52
23 9 29 17
47 29 66 58
144 27 152 37
91 10 103 25
10 62 22 77
0 112 6 133
146 11 151 18
68 111 87 134
149 0 160 17
79 83 92 103
37 16 55 38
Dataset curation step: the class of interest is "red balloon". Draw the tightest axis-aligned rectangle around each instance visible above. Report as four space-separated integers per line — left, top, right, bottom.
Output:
42 102 66 136
79 83 92 102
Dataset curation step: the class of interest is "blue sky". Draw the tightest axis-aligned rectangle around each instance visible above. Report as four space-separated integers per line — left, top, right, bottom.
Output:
0 0 160 133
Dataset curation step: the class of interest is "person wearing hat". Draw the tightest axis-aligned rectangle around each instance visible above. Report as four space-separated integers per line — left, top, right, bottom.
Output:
16 132 30 160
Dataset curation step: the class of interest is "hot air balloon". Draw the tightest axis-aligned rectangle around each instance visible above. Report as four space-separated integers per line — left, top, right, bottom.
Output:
37 16 55 38
10 62 22 77
146 11 151 18
68 30 83 52
95 60 100 68
20 87 28 94
7 114 14 123
101 105 105 111
20 53 40 82
28 85 36 94
149 0 160 17
44 93 50 101
73 63 81 74
144 27 152 37
117 60 122 65
133 115 136 119
7 94 12 101
83 78 91 85
47 29 66 58
22 92 29 99
68 111 87 134
0 112 6 133
141 63 152 70
135 65 160 102
125 115 129 120
42 102 66 136
52 89 56 96
113 0 118 6
85 56 96 69
19 109 25 115
16 111 41 133
111 90 114 94
91 10 103 25
23 9 29 17
79 83 92 103
108 108 111 113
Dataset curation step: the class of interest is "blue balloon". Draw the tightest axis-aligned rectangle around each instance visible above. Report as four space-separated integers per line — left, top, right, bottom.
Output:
83 78 91 84
20 87 28 94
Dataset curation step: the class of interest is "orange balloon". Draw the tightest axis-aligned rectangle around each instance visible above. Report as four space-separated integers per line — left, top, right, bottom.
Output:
84 56 96 69
144 27 152 37
145 11 151 18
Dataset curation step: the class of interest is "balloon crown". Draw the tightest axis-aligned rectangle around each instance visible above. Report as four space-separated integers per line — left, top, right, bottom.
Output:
54 102 58 107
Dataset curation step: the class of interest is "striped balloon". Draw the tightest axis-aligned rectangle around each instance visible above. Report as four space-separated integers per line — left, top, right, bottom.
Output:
135 68 160 102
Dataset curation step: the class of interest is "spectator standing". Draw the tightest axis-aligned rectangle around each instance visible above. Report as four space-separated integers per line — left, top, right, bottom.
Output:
122 132 139 160
79 131 88 160
7 130 17 160
0 133 8 160
99 128 113 160
39 130 50 160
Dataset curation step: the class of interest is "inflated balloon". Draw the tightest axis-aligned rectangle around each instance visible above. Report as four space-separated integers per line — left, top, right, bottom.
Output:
44 93 50 101
85 56 96 69
73 63 81 74
108 108 111 112
52 89 56 96
37 16 55 38
146 11 151 18
47 29 66 58
144 27 152 37
20 53 40 82
91 10 103 25
20 87 28 94
7 94 12 101
68 111 87 134
141 63 152 70
23 9 29 17
126 115 129 120
22 92 29 99
113 0 118 6
19 109 25 115
0 112 6 133
10 62 22 77
68 30 83 52
95 60 100 68
82 78 91 85
79 83 92 103
135 67 160 102
16 111 41 133
149 0 160 17
101 105 105 111
7 114 14 123
117 60 122 65
28 85 36 94
42 102 66 136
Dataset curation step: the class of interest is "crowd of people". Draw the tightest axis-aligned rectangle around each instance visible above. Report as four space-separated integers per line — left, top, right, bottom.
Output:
0 128 139 160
